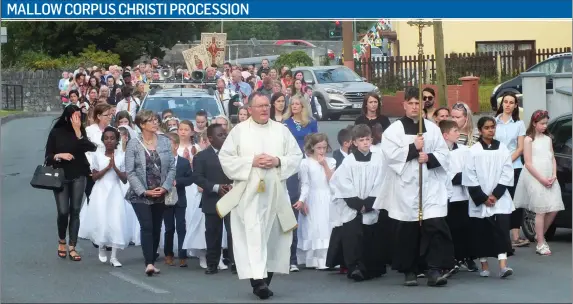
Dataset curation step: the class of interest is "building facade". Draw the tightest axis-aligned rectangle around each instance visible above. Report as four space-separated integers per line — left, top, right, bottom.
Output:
392 20 572 56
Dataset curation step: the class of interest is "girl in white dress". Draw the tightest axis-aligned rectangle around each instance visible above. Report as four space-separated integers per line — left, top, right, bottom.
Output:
81 127 130 267
513 110 564 255
296 133 335 269
118 126 141 246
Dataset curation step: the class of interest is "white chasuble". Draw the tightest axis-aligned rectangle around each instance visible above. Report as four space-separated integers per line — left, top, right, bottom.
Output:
217 117 303 280
330 150 384 228
373 118 450 222
462 141 515 219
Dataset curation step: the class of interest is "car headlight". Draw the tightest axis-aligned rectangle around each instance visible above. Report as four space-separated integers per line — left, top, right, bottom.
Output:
372 87 380 95
492 85 501 96
325 88 345 95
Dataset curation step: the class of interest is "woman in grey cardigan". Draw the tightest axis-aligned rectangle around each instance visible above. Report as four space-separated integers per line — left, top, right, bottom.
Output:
125 110 176 276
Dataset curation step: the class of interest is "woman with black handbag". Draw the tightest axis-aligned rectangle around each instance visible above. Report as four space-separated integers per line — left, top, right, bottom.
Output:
44 105 97 261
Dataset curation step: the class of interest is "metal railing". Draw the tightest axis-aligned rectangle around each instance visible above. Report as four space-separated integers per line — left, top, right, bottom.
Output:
2 84 24 110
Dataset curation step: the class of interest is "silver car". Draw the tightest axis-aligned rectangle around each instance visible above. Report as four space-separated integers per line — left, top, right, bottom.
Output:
292 65 380 121
139 87 224 125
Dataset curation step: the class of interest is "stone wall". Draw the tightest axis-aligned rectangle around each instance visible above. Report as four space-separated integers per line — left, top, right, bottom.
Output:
1 70 62 112
154 40 351 66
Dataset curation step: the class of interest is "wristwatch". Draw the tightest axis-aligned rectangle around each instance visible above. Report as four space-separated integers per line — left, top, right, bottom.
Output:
275 157 281 168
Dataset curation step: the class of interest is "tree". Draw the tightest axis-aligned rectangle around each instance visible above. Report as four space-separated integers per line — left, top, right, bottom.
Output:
2 22 209 66
203 21 374 40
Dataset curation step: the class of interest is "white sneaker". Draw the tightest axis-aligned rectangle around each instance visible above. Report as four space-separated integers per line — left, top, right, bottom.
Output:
290 265 299 272
98 249 107 263
110 258 122 267
199 256 207 269
218 259 228 270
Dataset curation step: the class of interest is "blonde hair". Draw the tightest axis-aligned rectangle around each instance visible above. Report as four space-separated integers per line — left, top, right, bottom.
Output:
451 101 476 145
283 95 311 127
214 114 233 130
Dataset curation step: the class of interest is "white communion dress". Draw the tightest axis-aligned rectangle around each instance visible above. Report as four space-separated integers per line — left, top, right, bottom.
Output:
296 157 336 269
514 134 564 214
79 150 131 249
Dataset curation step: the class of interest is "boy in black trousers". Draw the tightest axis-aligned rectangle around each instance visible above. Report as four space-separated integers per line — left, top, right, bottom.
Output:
193 123 236 274
163 133 195 267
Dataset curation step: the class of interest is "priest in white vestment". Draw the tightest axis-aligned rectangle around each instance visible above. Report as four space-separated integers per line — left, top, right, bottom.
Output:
217 92 303 300
373 87 454 287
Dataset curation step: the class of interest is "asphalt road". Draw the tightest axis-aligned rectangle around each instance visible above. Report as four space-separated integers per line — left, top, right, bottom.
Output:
1 116 571 303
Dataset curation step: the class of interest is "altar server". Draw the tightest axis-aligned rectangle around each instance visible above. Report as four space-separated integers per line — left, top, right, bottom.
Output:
439 120 478 274
462 116 515 279
327 124 386 282
374 87 454 287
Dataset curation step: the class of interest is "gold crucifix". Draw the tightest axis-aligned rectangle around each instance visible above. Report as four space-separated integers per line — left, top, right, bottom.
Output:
407 19 433 226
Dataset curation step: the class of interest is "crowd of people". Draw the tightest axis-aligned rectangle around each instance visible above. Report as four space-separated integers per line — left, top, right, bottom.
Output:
45 60 565 300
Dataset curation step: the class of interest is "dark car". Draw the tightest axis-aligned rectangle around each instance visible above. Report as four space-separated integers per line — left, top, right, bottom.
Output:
490 53 572 111
522 113 572 241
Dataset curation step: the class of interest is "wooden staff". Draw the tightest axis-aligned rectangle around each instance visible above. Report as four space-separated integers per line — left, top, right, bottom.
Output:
407 20 433 226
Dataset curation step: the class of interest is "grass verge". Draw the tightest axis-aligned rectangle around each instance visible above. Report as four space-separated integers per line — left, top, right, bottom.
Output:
0 110 23 117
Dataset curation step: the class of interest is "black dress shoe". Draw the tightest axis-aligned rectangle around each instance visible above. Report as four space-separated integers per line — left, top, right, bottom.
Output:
253 284 272 300
205 267 218 275
349 269 365 282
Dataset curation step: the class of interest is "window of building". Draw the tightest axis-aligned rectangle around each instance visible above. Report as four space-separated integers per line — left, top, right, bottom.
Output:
475 40 535 53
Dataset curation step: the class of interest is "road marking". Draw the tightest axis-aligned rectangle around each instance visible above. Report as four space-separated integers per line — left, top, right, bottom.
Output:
110 271 170 294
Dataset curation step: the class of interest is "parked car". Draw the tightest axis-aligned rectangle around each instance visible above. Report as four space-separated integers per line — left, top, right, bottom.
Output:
490 53 572 111
292 65 380 121
521 112 572 241
140 87 224 124
275 40 317 48
233 55 280 69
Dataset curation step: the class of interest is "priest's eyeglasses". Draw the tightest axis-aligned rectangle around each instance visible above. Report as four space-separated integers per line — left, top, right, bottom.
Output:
252 104 271 109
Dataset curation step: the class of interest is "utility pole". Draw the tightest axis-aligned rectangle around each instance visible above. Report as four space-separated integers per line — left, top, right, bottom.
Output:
342 21 354 70
353 20 357 42
220 20 224 33
433 20 447 107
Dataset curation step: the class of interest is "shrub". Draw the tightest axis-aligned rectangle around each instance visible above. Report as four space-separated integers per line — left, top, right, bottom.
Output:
274 50 314 69
11 45 121 70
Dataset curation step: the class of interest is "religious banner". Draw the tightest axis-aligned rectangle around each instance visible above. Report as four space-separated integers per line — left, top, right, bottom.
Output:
200 32 227 67
182 45 211 71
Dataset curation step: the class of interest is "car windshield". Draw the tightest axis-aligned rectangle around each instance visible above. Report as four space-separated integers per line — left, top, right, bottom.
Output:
142 96 221 120
371 47 382 54
314 67 363 84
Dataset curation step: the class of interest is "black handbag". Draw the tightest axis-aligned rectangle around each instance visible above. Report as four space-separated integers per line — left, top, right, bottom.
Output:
30 158 65 191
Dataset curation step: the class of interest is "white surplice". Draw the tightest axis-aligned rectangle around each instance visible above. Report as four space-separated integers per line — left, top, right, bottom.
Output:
218 118 303 280
462 142 515 219
373 118 450 221
330 150 384 227
448 144 471 203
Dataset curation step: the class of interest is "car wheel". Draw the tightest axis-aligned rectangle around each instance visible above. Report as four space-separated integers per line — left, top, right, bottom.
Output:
522 210 537 242
522 210 558 242
329 113 341 121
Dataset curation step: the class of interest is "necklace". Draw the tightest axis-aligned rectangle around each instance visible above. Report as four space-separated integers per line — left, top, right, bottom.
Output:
143 136 156 146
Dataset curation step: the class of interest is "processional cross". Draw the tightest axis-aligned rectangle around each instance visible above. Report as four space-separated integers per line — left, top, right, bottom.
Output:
406 20 433 225
207 37 225 66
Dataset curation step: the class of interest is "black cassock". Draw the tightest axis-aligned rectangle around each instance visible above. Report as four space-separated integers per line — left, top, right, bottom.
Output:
326 150 388 281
